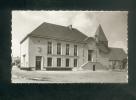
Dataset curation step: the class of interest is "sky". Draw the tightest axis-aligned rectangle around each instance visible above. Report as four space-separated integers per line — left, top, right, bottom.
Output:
12 11 128 57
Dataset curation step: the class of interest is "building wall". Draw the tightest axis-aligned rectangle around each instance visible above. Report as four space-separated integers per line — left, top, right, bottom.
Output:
29 36 47 69
84 41 110 69
20 36 111 70
20 37 29 68
83 41 98 64
29 36 88 69
109 60 122 69
98 56 109 68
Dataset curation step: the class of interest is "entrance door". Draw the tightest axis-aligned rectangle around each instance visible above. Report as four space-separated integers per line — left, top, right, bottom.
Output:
36 56 42 70
93 65 95 71
88 50 93 61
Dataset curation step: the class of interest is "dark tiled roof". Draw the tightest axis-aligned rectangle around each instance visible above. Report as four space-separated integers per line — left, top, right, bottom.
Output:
83 37 95 43
21 22 88 43
100 47 127 61
97 44 109 53
95 24 108 42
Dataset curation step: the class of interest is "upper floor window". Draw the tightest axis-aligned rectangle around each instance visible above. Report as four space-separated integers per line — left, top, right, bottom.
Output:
66 44 69 55
48 42 52 54
74 45 77 56
57 43 61 55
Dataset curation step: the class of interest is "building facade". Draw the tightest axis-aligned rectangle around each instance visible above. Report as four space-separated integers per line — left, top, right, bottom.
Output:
20 22 127 71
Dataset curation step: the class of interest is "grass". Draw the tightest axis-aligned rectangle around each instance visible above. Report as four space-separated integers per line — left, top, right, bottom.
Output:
12 66 128 83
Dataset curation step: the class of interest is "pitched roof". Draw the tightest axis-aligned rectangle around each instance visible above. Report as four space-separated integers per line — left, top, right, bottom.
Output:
95 24 108 42
97 45 109 53
21 22 88 43
100 47 127 61
83 37 95 43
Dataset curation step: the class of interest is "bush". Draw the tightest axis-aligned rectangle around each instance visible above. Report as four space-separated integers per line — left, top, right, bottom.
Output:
46 67 72 71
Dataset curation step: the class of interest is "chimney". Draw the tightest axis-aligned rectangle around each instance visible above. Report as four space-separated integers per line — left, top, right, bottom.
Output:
68 25 72 30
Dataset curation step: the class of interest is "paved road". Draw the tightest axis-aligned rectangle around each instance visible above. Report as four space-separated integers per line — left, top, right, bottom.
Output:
12 66 128 83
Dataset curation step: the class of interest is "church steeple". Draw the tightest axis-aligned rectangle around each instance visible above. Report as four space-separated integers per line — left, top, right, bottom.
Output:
95 24 108 47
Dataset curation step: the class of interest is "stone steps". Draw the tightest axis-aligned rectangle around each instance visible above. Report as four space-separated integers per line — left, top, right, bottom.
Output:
82 62 107 71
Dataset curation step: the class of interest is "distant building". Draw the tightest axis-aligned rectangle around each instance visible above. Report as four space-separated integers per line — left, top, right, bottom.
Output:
20 22 127 70
12 56 20 66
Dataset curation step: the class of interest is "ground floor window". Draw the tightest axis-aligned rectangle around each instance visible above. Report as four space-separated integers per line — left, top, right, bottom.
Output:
66 58 69 67
74 59 77 67
57 58 61 67
47 57 52 67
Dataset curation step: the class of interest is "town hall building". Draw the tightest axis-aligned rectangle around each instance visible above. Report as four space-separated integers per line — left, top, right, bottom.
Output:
20 22 127 71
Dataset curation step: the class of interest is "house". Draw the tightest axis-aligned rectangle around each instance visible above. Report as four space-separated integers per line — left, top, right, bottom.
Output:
20 22 127 71
12 56 20 66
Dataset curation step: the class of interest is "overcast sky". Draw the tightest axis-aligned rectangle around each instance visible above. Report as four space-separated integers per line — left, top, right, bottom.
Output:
12 11 128 57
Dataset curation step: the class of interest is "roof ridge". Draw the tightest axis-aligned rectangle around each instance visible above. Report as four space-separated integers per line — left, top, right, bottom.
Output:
20 21 88 44
43 22 78 30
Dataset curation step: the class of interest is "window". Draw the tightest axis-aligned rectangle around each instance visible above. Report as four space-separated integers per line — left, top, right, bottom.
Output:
74 59 77 67
57 43 61 55
48 42 52 54
66 44 69 55
66 58 69 67
57 58 61 67
47 57 52 67
74 45 77 56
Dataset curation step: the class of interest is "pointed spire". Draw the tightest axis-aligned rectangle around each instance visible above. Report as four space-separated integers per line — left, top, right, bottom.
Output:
95 24 108 42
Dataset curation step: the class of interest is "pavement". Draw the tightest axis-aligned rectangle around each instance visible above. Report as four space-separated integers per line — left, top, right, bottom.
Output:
11 66 128 83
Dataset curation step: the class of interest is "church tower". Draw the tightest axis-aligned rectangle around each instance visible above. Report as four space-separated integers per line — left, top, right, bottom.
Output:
95 24 108 47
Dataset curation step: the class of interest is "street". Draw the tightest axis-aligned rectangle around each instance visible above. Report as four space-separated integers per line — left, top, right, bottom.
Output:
12 66 128 83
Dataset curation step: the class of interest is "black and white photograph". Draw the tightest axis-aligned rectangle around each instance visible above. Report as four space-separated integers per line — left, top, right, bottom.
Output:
11 11 128 83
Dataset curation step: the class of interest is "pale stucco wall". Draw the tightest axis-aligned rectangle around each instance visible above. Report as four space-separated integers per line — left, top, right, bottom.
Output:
83 41 98 64
98 56 109 68
97 52 110 68
29 36 87 69
21 36 110 70
20 37 29 68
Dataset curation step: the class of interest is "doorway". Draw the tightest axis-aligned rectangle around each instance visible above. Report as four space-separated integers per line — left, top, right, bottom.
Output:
93 65 95 71
36 56 42 70
88 50 93 61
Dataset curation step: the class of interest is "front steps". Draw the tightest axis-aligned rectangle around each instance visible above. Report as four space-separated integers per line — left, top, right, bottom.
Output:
81 62 107 71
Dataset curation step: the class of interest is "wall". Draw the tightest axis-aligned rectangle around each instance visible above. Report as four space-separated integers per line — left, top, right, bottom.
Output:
97 52 110 69
29 36 85 69
82 40 110 70
29 36 47 69
98 56 109 68
20 37 29 68
22 36 110 70
83 40 98 64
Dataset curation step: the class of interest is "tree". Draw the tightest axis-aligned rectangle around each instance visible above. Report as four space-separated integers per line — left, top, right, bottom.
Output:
122 58 127 69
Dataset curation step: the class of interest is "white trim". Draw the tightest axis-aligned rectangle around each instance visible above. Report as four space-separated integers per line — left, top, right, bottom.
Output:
51 41 53 55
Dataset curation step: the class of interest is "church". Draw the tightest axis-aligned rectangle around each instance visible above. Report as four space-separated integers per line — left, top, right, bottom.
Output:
20 22 127 71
